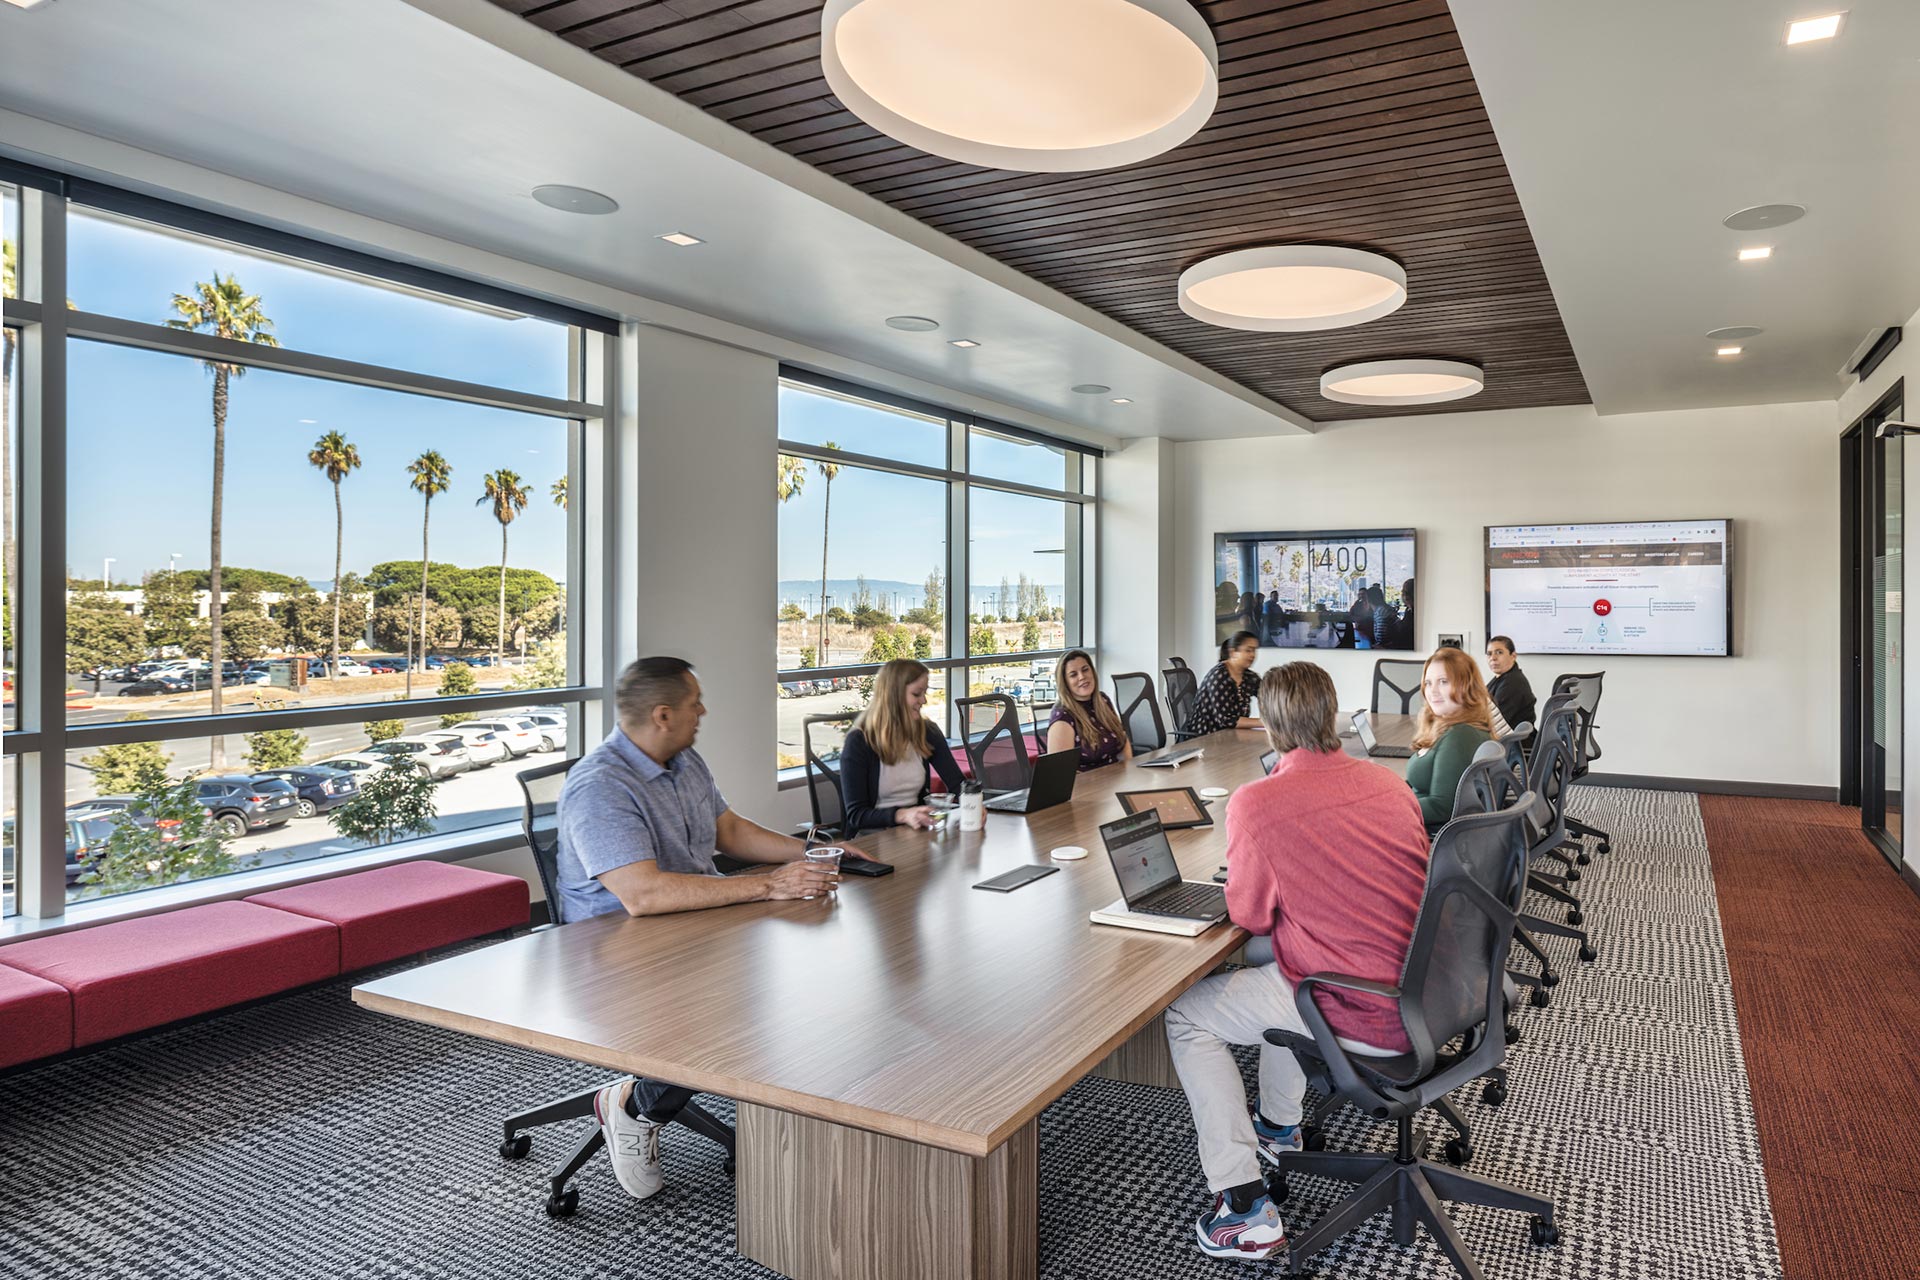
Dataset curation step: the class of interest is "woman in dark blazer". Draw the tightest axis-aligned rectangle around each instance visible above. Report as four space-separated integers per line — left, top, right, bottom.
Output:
839 659 964 833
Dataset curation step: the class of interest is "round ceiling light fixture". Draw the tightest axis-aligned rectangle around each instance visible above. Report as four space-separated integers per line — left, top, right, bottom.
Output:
884 315 941 331
1178 245 1407 332
1071 383 1112 395
531 184 619 215
1706 325 1765 341
1320 359 1484 407
1723 203 1806 231
821 0 1218 173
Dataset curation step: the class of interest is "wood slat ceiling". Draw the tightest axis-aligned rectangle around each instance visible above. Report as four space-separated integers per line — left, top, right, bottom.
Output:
496 0 1590 422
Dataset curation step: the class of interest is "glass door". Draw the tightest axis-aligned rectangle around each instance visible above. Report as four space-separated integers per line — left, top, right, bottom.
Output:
1848 382 1906 865
1873 417 1902 852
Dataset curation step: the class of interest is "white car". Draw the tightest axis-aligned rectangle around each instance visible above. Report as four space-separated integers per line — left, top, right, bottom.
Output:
429 724 510 768
518 711 568 752
327 659 375 678
368 735 469 779
462 717 541 758
320 753 393 779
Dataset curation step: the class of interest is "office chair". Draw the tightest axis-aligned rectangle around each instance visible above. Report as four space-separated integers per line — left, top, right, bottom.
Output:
956 693 1033 792
800 712 855 838
1370 658 1427 716
1110 671 1167 753
1264 794 1559 1278
1168 655 1189 670
1162 665 1199 739
499 759 737 1218
1508 697 1600 1003
1552 672 1611 857
1500 721 1533 777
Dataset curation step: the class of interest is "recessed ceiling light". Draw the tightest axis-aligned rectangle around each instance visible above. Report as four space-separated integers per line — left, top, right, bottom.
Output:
821 0 1218 173
1724 203 1806 231
1785 12 1845 44
1707 325 1765 340
948 338 980 349
1717 346 1743 357
1321 359 1482 406
1 0 55 9
657 232 703 246
1110 397 1133 404
885 315 940 331
1737 246 1773 262
531 184 619 215
1072 384 1112 395
1179 246 1407 332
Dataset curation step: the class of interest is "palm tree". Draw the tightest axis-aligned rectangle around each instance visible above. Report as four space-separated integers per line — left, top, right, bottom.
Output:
813 444 841 664
776 453 807 504
167 273 277 768
550 475 567 510
477 469 531 669
406 450 453 699
306 430 361 686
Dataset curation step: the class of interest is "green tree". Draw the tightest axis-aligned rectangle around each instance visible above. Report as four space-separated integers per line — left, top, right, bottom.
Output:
67 590 147 691
508 637 566 692
477 469 532 670
329 761 440 847
437 658 477 710
217 583 283 662
825 606 850 624
851 605 892 629
798 646 816 669
970 624 999 657
245 728 308 771
551 474 568 510
912 632 932 660
519 593 565 645
167 272 277 769
405 449 453 698
1021 616 1041 653
813 443 840 663
139 570 199 652
80 711 174 794
273 581 328 653
363 716 405 745
920 566 944 629
779 601 805 622
371 596 461 654
307 429 362 684
81 777 239 895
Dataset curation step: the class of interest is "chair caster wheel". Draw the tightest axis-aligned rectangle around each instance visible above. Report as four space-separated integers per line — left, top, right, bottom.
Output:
1302 1125 1327 1152
545 1187 579 1218
1530 1216 1560 1247
1530 986 1552 1009
724 1157 737 1177
1443 1138 1473 1166
1566 909 1584 926
1566 868 1581 883
1597 841 1611 855
1267 1171 1291 1204
500 1133 532 1159
1541 971 1560 988
1504 1021 1522 1046
1482 1080 1507 1107
1576 851 1591 866
1579 944 1599 963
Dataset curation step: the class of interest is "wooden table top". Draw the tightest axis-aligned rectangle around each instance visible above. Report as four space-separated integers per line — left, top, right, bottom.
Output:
353 720 1421 1157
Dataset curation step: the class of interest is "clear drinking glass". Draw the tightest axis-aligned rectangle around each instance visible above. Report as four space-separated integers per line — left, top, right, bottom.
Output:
802 845 843 898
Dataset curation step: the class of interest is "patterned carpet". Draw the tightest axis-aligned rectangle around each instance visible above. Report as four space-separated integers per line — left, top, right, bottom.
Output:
0 788 1782 1279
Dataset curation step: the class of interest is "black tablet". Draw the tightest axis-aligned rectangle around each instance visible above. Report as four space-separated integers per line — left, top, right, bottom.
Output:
1115 787 1214 830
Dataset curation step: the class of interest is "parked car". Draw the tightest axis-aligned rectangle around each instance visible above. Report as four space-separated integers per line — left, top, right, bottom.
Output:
375 656 411 672
194 775 298 838
317 754 393 781
366 736 469 780
423 655 448 670
460 717 541 758
367 662 396 674
325 658 376 678
517 711 568 751
252 766 359 819
67 794 142 819
428 724 509 768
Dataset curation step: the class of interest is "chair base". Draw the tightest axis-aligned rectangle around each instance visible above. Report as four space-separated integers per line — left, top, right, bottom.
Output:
500 1081 737 1215
1271 1120 1556 1280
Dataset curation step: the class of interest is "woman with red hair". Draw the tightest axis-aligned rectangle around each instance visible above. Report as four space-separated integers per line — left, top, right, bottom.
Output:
1405 647 1497 827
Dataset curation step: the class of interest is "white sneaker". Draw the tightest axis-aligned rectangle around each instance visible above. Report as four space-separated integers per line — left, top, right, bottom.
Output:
592 1079 664 1200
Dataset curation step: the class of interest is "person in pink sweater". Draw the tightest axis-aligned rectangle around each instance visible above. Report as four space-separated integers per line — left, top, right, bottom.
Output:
1164 661 1431 1261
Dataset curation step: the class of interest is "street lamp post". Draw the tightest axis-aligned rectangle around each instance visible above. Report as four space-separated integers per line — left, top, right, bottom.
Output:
168 552 182 575
102 557 115 590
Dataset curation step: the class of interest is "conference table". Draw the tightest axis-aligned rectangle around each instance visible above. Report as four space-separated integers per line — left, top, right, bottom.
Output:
352 714 1420 1280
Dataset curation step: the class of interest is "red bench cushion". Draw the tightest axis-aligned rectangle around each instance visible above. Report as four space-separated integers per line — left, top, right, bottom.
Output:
0 902 338 1047
245 862 528 971
0 963 74 1068
931 734 1046 793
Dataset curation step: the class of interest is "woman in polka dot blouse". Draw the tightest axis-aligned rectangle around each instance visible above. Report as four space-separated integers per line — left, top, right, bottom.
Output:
1182 630 1263 737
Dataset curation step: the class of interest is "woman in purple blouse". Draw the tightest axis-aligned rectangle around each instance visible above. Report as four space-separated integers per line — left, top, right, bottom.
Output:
1045 649 1133 771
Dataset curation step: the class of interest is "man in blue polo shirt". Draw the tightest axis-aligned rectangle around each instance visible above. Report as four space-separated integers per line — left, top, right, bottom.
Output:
555 654 871 1200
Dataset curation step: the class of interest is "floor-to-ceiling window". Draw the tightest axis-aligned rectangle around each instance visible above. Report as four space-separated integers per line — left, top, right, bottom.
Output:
772 374 1095 776
1 164 614 920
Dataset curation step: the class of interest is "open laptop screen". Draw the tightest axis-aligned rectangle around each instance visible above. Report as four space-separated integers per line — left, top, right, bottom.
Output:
1352 710 1379 752
1099 811 1182 905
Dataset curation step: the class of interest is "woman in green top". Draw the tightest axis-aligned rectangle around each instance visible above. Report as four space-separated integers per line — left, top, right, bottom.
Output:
1404 646 1498 828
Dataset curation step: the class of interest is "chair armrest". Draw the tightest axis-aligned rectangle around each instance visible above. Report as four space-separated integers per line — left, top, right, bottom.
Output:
1297 971 1402 1001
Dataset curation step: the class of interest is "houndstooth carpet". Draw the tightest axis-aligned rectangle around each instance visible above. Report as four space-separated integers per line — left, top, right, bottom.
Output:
0 788 1781 1279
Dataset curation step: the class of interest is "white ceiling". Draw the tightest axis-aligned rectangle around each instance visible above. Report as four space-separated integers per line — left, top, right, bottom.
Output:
1451 0 1920 415
0 0 1307 443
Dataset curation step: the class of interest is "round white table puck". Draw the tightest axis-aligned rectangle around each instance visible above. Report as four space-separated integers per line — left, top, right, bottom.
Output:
1199 787 1230 800
1050 845 1089 861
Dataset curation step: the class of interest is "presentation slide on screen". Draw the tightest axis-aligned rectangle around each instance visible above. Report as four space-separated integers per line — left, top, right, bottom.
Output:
1486 520 1729 656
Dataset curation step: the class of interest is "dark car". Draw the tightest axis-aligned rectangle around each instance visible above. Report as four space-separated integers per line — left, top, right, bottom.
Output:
193 776 298 837
119 669 243 696
252 767 359 819
5 815 177 887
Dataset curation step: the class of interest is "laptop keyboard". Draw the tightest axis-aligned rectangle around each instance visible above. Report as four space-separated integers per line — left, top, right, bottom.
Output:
1138 882 1225 918
985 790 1030 811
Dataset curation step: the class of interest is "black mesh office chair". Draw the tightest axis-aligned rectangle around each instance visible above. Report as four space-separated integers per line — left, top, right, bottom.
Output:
956 693 1032 792
1552 672 1611 856
498 759 737 1217
1110 671 1167 753
1169 655 1189 670
1162 666 1198 739
1516 697 1600 974
1370 658 1427 715
1265 794 1560 1277
801 712 854 838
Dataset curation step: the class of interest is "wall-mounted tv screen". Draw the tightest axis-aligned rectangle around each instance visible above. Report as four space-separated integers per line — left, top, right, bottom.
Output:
1485 519 1731 656
1213 529 1417 650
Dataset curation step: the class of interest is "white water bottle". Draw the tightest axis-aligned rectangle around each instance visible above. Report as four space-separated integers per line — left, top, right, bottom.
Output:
959 781 986 832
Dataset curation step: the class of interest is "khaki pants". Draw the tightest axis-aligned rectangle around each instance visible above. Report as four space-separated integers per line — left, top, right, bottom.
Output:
1164 961 1396 1192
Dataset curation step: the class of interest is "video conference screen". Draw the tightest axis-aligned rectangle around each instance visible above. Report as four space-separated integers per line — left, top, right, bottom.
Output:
1485 519 1731 656
1213 529 1417 650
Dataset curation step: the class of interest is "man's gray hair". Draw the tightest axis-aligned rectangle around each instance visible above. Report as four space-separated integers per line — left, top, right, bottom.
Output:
616 656 695 724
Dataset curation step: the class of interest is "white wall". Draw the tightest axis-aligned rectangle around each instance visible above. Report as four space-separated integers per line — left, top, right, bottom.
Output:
1096 437 1178 686
1166 400 1839 790
1838 307 1920 871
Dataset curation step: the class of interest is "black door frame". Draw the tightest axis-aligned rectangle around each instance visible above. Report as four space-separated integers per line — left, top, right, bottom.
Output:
1842 379 1906 866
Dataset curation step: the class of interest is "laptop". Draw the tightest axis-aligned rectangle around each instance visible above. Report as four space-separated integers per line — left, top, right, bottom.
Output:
1134 739 1206 769
1352 710 1413 759
1096 811 1227 925
984 748 1079 814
